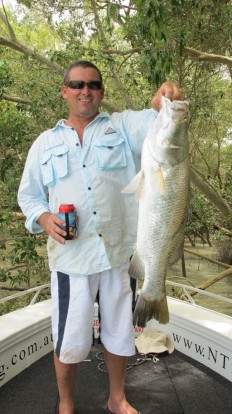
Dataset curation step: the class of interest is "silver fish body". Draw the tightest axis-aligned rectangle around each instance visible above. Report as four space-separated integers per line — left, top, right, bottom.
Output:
122 97 189 327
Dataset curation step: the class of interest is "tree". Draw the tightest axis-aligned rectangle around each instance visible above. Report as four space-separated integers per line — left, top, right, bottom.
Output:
0 0 232 294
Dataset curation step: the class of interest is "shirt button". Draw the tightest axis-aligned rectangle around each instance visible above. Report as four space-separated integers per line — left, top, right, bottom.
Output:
93 211 97 215
83 164 86 168
99 234 102 237
88 187 91 190
76 143 79 146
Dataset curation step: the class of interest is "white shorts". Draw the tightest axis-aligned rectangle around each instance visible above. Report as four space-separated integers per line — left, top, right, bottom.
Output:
51 263 135 364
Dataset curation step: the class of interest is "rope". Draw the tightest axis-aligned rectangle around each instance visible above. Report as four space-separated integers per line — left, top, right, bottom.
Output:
95 351 159 373
53 352 160 412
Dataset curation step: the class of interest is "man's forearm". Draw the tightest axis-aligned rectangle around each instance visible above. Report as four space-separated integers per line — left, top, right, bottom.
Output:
37 211 52 229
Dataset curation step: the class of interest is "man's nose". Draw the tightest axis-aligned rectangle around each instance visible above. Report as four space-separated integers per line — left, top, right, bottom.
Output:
82 84 92 91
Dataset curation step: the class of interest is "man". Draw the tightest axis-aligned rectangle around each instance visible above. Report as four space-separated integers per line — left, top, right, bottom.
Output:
18 60 183 414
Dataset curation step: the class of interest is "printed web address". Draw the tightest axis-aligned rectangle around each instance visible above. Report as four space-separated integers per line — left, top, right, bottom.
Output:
172 333 230 371
0 333 53 382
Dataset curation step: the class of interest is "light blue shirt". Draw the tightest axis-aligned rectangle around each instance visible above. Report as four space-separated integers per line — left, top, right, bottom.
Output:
18 109 158 275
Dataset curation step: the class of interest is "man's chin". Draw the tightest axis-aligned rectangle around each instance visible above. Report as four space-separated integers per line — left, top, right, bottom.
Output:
77 110 99 120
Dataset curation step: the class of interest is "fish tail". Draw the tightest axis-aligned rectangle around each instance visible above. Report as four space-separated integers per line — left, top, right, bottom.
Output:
133 295 169 327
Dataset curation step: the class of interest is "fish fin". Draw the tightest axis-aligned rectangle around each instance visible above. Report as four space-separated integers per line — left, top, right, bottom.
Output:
148 167 166 194
136 172 145 199
121 170 144 199
168 205 188 266
169 235 184 266
155 167 166 192
133 295 169 327
158 296 169 324
122 168 165 198
128 250 145 280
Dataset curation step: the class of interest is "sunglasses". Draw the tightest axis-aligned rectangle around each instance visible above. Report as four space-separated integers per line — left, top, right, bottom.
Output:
65 80 102 90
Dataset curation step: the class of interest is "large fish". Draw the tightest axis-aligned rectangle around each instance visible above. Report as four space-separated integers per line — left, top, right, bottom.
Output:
122 97 189 327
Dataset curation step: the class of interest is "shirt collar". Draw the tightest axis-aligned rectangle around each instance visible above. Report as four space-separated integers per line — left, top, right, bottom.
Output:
52 112 110 131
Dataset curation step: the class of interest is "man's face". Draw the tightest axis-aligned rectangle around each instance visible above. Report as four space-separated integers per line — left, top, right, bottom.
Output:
61 66 104 121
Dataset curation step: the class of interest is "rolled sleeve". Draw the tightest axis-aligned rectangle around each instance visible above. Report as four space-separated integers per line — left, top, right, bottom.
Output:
18 140 50 234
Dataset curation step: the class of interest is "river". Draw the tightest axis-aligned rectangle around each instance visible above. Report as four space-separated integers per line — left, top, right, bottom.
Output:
168 239 232 317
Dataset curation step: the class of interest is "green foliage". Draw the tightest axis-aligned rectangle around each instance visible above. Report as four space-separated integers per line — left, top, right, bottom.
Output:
186 190 218 243
0 60 14 90
129 0 169 86
0 101 35 209
189 76 232 194
0 0 232 298
0 210 49 291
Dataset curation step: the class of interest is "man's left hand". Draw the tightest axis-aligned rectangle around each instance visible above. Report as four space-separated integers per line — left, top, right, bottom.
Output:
151 81 184 111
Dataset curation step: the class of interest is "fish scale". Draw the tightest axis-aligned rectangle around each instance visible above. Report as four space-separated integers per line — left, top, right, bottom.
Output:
122 97 189 327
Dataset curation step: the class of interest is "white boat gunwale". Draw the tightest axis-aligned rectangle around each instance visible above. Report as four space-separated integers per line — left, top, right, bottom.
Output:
1 281 232 386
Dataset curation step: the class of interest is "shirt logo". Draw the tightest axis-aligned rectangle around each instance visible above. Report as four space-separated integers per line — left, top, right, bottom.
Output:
105 127 116 135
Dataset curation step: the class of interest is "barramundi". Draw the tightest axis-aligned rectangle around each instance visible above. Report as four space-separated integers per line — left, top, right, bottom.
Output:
122 97 189 327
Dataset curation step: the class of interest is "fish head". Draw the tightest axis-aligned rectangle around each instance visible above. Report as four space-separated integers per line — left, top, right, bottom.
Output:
150 97 189 168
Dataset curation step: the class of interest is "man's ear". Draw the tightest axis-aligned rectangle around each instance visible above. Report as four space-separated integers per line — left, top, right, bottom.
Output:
61 85 68 99
100 87 105 99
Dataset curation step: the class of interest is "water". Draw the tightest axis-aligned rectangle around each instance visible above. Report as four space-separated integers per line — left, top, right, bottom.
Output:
169 240 232 317
1 238 232 317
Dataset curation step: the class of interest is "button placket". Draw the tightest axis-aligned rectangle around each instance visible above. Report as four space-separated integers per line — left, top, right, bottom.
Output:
81 129 103 238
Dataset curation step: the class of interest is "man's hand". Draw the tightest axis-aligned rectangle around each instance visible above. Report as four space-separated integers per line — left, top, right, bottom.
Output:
151 81 184 111
37 212 67 244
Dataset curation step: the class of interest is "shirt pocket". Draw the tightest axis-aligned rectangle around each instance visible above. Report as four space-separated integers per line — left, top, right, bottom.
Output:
94 135 127 171
40 143 69 186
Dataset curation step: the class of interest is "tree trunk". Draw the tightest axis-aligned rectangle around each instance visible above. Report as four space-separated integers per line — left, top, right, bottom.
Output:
190 167 232 218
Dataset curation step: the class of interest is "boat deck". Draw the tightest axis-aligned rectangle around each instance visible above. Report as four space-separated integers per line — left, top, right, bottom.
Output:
0 342 232 414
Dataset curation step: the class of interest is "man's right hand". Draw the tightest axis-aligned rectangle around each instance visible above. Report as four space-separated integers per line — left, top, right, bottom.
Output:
37 212 67 244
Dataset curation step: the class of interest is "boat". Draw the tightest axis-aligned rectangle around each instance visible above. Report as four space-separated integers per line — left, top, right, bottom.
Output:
147 280 232 382
0 284 52 386
0 279 232 413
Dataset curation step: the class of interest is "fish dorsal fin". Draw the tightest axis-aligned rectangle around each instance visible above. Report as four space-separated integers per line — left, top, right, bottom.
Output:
121 170 144 199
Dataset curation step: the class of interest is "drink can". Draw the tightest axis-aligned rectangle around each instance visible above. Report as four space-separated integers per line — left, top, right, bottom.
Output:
57 204 77 240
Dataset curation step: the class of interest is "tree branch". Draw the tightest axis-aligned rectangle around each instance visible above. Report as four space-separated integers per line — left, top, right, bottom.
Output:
0 35 64 74
101 98 121 113
190 166 232 218
1 93 31 104
0 7 17 42
184 47 232 68
100 45 232 70
90 0 135 109
100 47 143 56
195 267 232 293
1 93 121 113
184 248 231 269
